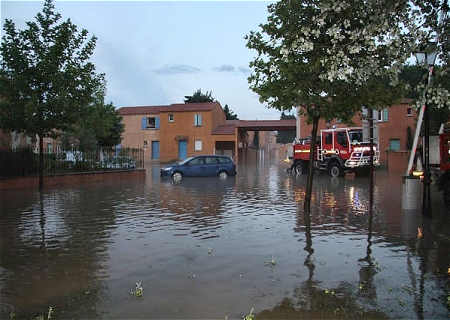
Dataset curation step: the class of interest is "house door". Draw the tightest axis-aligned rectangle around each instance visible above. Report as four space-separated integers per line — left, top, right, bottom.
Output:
178 140 187 160
151 141 159 160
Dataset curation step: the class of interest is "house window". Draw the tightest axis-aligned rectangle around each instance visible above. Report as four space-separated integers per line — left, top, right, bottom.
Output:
168 114 174 122
147 117 156 128
194 140 202 151
389 139 401 151
378 108 389 122
141 117 160 129
406 107 412 116
46 143 52 153
143 140 147 148
194 114 202 126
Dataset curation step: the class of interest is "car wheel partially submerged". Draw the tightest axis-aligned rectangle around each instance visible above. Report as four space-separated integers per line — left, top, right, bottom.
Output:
172 172 183 183
219 171 228 180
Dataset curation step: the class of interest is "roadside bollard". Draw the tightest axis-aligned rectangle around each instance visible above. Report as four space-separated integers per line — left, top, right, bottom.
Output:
402 175 421 210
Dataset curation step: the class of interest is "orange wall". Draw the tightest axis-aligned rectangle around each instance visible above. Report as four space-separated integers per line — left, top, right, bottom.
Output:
121 113 160 161
159 105 226 162
378 102 417 156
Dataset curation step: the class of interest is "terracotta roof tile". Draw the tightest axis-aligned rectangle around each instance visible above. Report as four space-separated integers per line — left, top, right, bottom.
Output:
118 102 221 115
212 124 236 135
228 119 296 130
163 102 220 112
117 105 168 115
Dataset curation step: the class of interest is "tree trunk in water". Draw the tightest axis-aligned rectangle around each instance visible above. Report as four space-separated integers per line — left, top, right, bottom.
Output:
369 108 374 187
304 115 319 213
39 135 44 190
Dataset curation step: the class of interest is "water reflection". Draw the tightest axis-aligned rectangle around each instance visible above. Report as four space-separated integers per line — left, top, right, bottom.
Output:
0 184 123 318
158 177 236 239
1 163 449 319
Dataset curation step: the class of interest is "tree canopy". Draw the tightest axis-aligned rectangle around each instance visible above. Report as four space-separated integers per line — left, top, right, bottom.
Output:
223 104 239 120
277 112 296 144
245 0 450 212
184 88 240 120
0 0 113 188
0 0 104 138
184 89 216 103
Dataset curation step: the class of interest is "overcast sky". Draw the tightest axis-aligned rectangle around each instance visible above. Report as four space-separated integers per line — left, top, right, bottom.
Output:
1 0 293 120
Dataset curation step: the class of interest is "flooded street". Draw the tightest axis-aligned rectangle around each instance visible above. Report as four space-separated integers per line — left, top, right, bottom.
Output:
1 161 449 319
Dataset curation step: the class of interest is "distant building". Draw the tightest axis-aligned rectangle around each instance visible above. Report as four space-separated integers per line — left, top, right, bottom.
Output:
116 99 419 170
118 102 237 163
294 99 418 167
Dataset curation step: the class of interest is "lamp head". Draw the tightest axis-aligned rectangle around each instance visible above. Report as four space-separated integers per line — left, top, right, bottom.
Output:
414 42 438 66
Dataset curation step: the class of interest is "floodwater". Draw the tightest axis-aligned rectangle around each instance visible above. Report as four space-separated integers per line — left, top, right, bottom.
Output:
1 161 449 319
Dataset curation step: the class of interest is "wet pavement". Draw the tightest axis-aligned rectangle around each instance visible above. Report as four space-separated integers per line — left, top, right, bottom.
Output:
1 161 449 319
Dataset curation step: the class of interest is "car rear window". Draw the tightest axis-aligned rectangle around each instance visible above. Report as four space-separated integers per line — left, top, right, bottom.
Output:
217 157 231 164
205 157 218 164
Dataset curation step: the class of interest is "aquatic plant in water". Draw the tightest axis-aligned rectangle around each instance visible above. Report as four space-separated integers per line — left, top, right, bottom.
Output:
243 308 255 320
36 307 53 320
130 282 144 298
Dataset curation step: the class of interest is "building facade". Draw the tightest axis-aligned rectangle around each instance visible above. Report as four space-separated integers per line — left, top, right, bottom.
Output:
119 100 420 169
295 100 418 167
118 102 237 163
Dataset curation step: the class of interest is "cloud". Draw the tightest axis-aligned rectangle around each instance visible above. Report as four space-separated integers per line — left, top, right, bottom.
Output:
214 65 235 72
154 64 201 75
214 65 250 74
238 66 250 74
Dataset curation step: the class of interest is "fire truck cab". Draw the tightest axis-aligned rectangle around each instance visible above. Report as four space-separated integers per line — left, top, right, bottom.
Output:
291 127 380 177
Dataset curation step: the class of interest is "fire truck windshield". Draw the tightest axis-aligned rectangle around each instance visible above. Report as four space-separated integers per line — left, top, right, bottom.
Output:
348 130 363 143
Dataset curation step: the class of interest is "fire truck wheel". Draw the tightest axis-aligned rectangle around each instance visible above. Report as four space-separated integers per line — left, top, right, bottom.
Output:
294 161 307 174
329 163 344 178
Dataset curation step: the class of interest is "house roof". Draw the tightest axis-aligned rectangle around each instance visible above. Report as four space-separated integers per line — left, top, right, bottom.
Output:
229 119 296 131
212 124 236 135
118 102 221 115
163 102 221 112
212 120 297 135
117 105 168 115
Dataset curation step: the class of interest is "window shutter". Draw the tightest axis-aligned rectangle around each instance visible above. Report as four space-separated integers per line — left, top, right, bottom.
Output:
142 117 147 129
383 109 389 122
155 117 160 129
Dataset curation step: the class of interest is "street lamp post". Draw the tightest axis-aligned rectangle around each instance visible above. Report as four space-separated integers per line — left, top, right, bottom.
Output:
414 43 438 217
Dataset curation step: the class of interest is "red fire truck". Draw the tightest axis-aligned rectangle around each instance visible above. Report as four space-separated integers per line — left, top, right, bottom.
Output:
290 127 380 177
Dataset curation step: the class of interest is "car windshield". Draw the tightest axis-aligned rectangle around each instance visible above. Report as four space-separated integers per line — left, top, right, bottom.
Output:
348 130 363 143
178 157 195 165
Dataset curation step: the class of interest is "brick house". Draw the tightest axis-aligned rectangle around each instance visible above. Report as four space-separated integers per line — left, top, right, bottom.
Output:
295 99 418 167
118 102 237 163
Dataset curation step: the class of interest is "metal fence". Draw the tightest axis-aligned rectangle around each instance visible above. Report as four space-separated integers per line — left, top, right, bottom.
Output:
0 147 144 179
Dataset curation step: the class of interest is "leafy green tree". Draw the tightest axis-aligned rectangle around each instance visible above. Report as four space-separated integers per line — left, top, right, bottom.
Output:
400 65 450 134
184 89 216 103
246 0 415 212
184 89 239 120
223 104 239 120
277 112 295 144
0 0 104 189
63 102 124 150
